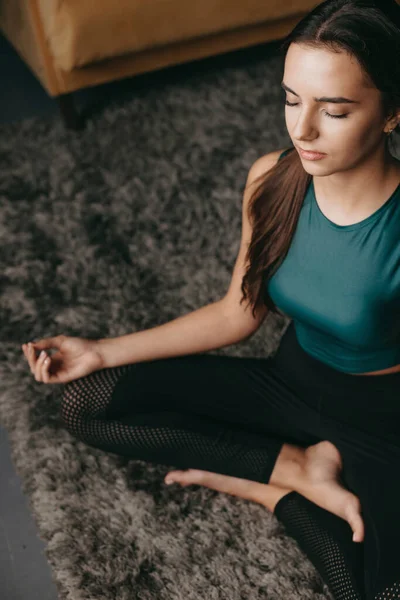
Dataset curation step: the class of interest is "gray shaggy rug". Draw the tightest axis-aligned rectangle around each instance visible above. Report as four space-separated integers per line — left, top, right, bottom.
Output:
1 44 346 600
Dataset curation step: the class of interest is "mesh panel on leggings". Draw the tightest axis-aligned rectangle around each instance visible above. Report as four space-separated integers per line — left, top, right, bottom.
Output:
274 491 365 600
60 365 280 482
374 582 400 599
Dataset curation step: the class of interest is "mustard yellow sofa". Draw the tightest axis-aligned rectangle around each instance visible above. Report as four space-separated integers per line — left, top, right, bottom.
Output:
0 0 319 129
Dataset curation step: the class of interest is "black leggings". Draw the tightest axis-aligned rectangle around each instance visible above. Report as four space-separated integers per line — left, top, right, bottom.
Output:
60 321 400 600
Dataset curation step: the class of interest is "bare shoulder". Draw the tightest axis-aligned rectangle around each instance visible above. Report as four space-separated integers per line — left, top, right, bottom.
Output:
247 148 290 186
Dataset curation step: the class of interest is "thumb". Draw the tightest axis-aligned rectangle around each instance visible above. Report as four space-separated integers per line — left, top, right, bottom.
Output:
31 336 64 351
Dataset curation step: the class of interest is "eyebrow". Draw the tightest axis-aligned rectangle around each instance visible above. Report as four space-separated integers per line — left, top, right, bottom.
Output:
281 82 359 104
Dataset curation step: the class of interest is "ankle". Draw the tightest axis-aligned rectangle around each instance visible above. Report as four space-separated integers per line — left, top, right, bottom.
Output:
269 443 306 491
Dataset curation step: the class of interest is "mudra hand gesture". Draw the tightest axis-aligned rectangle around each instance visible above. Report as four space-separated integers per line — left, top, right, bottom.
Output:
21 335 104 384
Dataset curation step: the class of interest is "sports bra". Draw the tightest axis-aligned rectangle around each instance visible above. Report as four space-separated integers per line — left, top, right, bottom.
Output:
266 147 400 373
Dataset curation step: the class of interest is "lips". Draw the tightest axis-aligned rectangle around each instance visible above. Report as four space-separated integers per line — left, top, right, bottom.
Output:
298 147 326 155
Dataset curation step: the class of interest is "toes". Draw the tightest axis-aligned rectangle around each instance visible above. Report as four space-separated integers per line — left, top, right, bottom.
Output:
351 516 365 543
345 497 365 542
165 469 201 486
165 470 184 485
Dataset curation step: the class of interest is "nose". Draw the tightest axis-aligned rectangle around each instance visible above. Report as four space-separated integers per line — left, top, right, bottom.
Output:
290 106 319 141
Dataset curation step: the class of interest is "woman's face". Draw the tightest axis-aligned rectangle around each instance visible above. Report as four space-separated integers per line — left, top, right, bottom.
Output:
282 43 395 170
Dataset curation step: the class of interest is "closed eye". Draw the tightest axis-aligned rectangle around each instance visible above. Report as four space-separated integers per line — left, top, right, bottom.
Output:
285 100 349 120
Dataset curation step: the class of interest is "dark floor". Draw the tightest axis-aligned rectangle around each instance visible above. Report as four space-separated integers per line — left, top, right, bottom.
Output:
1 31 68 600
0 31 277 600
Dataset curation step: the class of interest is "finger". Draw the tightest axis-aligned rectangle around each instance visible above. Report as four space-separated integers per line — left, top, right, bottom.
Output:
23 343 33 365
30 343 41 374
22 344 28 361
22 343 29 364
42 355 51 384
32 336 61 352
27 343 36 374
34 349 42 381
35 350 48 382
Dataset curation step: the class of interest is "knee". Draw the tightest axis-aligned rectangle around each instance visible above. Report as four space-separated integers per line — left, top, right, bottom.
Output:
60 367 119 430
60 380 90 432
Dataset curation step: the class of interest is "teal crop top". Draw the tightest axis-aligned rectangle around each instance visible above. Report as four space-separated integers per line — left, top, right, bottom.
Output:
266 147 400 373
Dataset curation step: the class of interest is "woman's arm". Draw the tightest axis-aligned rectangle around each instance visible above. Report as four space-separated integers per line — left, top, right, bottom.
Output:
96 300 254 369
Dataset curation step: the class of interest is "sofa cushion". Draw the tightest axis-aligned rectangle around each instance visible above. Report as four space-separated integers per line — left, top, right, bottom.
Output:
38 0 319 72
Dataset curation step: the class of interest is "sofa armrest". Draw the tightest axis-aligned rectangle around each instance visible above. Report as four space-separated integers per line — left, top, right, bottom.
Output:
37 0 319 72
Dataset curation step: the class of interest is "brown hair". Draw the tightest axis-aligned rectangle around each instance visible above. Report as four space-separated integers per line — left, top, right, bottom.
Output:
240 0 400 319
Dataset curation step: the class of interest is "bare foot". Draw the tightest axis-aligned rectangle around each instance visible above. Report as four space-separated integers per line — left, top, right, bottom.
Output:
299 441 365 543
164 469 293 511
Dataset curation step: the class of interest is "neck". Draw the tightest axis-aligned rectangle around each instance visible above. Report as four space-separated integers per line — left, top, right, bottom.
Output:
313 147 400 216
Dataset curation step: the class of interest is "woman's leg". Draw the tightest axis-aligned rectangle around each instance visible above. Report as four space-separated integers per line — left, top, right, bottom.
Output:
334 445 400 599
60 353 323 484
59 353 370 599
273 490 366 600
273 383 400 600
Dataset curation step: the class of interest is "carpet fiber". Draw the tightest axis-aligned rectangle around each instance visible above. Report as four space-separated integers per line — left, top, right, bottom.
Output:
0 46 336 599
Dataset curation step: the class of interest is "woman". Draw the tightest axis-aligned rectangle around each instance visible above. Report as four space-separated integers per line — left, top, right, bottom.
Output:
22 0 400 598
